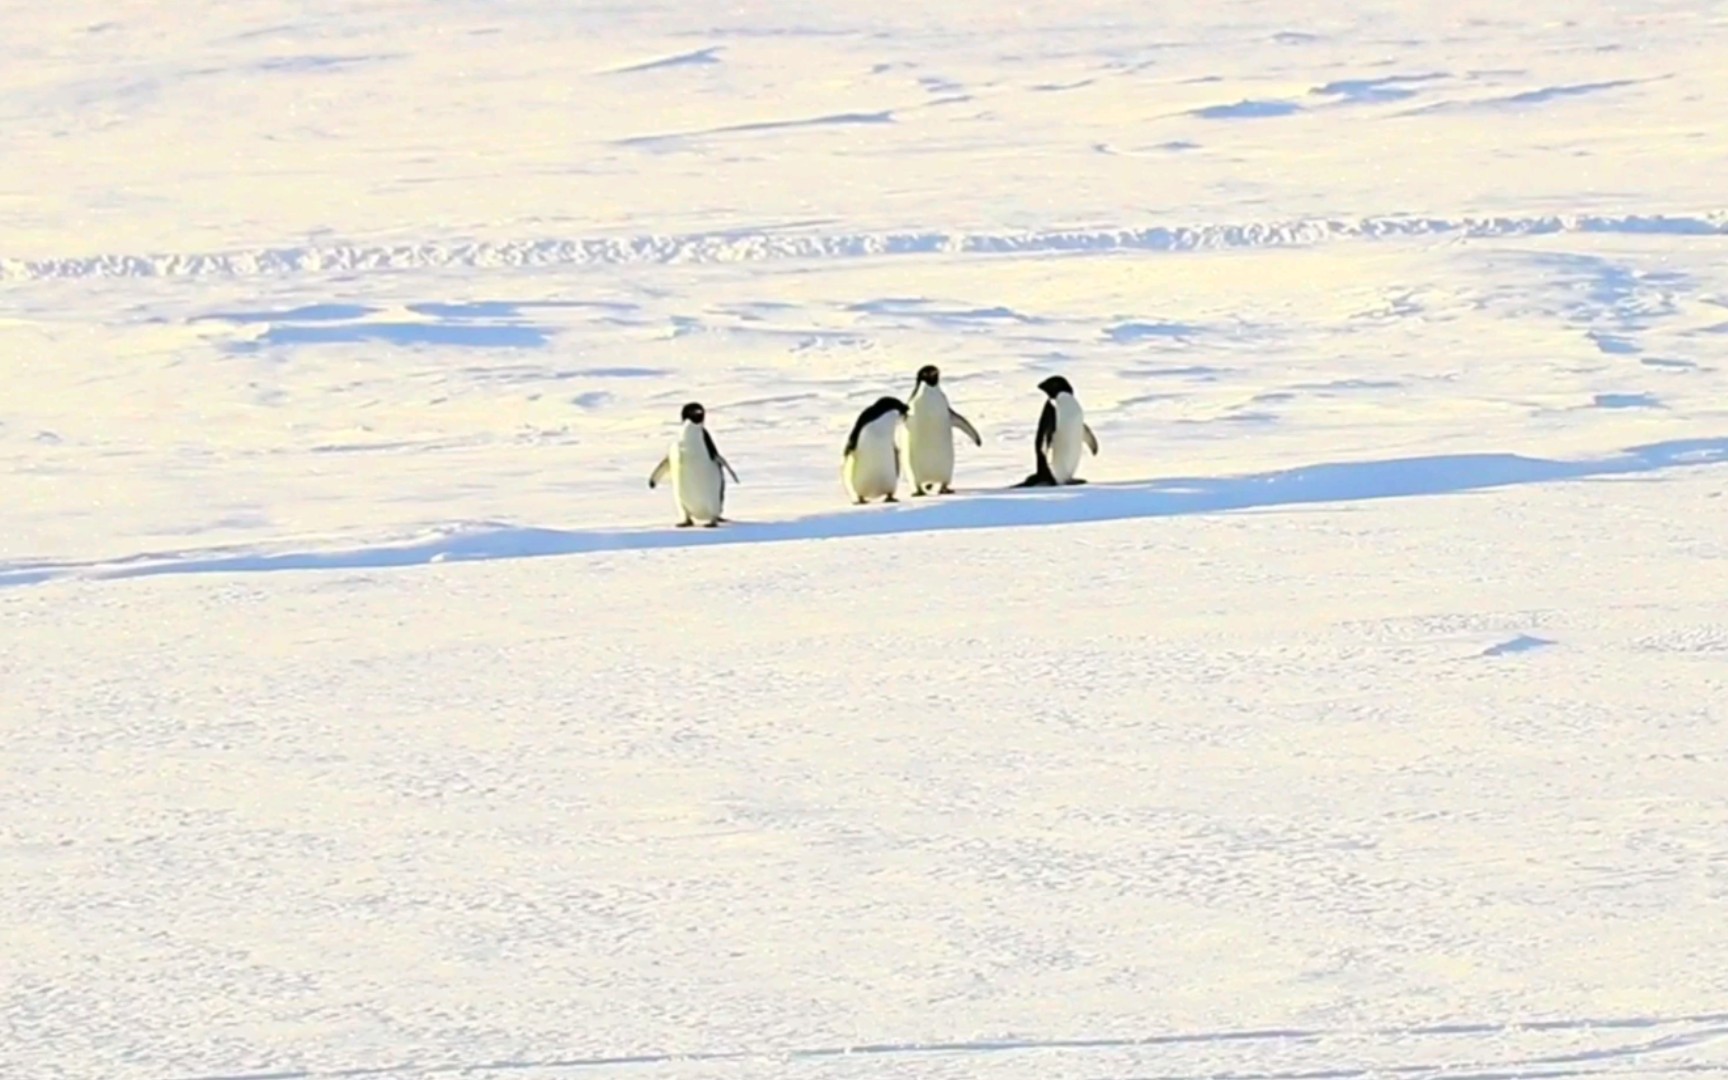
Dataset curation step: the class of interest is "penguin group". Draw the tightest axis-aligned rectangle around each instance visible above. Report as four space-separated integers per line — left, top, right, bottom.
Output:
648 365 1098 527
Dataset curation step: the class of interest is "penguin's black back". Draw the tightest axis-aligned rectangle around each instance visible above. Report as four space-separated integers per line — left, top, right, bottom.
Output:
844 396 909 456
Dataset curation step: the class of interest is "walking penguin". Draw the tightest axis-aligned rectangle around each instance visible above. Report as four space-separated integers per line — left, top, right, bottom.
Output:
842 396 909 504
902 364 981 496
1014 375 1098 486
648 402 740 527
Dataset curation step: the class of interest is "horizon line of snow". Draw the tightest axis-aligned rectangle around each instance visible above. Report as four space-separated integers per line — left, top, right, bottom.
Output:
5 210 1727 281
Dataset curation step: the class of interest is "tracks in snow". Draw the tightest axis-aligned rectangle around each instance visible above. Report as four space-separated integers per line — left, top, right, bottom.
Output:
5 210 1728 282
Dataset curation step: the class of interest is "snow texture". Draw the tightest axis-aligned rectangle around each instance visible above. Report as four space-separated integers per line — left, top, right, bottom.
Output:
5 2 1728 1078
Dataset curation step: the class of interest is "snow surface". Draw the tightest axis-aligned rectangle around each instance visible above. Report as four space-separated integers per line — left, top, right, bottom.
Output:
5 2 1728 1077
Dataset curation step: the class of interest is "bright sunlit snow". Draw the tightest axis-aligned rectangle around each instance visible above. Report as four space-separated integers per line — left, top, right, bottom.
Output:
5 2 1728 1078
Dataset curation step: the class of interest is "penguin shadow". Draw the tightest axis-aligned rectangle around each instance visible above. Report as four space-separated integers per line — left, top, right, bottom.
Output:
16 436 1727 587
798 434 1728 539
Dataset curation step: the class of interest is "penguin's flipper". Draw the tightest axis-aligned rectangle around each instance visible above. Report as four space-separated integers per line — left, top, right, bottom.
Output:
949 410 983 447
703 429 741 483
1083 423 1099 456
648 456 671 488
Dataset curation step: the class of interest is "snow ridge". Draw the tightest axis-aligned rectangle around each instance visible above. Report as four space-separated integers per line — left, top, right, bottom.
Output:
8 436 1726 589
5 210 1727 282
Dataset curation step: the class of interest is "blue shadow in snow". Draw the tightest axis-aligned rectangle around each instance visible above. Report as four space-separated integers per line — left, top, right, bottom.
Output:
1122 365 1226 380
202 303 378 323
608 46 724 75
254 54 397 74
1588 330 1639 355
848 298 1039 324
1495 79 1640 107
7 437 1725 588
1311 73 1448 103
1481 635 1556 658
1107 321 1206 343
571 366 669 378
1593 393 1662 410
246 322 550 349
1191 100 1302 119
405 300 635 320
1407 79 1646 116
608 47 722 75
618 110 894 146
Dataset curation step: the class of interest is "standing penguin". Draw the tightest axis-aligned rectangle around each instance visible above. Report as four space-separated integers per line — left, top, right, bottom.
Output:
1015 375 1099 487
902 364 982 496
842 396 909 504
648 402 740 527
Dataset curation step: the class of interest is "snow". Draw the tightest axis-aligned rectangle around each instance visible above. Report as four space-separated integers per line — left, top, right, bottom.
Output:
5 2 1728 1078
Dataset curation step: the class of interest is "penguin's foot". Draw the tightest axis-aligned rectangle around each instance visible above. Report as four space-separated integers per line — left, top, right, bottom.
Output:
909 488 928 498
703 520 720 528
938 484 955 495
676 518 694 528
884 494 899 503
854 498 867 506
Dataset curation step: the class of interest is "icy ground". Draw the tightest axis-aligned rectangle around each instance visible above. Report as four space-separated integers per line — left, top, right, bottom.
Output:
5 2 1728 1078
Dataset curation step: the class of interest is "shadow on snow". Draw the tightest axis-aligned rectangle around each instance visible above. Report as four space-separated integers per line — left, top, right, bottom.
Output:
5 436 1726 587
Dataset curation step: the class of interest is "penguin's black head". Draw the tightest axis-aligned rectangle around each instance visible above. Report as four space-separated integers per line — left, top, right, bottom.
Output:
1037 375 1074 398
876 395 909 416
916 364 941 387
681 402 706 424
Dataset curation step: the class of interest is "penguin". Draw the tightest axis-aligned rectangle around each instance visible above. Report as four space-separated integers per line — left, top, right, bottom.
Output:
647 401 739 527
1015 375 1099 487
902 364 982 496
842 396 909 504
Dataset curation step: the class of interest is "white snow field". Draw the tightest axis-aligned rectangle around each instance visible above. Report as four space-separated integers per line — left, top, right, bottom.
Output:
6 1 1728 1077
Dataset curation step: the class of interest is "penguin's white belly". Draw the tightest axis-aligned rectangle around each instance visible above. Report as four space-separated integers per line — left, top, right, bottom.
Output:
1043 392 1085 480
1048 395 1087 483
845 417 900 500
671 435 724 522
904 396 954 488
1048 428 1085 483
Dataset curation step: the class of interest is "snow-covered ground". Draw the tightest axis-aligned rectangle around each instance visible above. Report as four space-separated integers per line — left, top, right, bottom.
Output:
5 3 1728 1078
